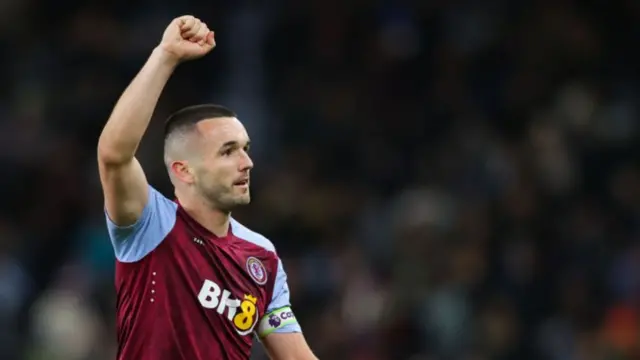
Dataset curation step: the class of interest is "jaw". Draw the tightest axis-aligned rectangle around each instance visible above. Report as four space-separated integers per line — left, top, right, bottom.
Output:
219 189 251 209
234 192 251 205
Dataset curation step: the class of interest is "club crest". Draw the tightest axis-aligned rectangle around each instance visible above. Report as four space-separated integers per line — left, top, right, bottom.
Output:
246 257 267 285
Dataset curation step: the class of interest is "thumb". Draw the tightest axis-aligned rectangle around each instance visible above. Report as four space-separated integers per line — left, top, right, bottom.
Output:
206 31 215 46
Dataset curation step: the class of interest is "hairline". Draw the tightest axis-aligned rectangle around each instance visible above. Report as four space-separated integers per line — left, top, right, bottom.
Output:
163 116 245 168
163 104 237 138
163 104 238 161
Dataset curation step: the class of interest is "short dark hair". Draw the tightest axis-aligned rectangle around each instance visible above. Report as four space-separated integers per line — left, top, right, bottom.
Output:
164 104 237 139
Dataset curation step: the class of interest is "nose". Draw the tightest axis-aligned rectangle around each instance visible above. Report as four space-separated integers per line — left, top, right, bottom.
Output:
239 151 253 171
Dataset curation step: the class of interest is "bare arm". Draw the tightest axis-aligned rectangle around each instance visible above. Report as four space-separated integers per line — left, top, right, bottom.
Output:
97 16 215 226
262 333 317 360
98 49 177 226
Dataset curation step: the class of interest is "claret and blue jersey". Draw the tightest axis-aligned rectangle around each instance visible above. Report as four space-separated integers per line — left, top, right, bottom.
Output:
106 185 301 360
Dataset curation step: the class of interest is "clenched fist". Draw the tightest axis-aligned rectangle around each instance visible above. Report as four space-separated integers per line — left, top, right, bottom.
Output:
158 15 216 63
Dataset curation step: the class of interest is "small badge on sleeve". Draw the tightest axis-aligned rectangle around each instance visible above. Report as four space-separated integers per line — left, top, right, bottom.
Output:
257 306 298 338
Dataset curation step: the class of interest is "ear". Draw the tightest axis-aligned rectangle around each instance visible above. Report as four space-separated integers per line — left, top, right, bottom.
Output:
170 160 195 184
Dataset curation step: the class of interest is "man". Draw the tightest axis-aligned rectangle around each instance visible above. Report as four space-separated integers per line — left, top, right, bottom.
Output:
97 15 316 360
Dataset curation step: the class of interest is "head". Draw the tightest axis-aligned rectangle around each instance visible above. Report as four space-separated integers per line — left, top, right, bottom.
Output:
164 104 253 212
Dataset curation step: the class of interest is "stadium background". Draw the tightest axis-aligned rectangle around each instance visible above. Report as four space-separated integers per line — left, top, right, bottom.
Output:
0 0 639 359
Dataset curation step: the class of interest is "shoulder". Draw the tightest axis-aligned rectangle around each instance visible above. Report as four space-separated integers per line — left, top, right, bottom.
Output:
231 218 276 253
106 185 178 263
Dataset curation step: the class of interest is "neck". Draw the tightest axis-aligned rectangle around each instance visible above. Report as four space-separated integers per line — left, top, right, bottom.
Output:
176 192 231 237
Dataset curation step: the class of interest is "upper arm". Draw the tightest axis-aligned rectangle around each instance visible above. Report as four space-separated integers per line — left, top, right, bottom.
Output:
258 259 302 337
258 260 315 359
106 185 177 262
98 156 149 227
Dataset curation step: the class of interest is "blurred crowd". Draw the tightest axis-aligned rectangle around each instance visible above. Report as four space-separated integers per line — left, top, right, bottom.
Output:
1 0 639 359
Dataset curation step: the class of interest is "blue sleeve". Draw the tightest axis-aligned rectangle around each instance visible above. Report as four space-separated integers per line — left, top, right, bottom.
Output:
105 185 177 263
265 259 302 334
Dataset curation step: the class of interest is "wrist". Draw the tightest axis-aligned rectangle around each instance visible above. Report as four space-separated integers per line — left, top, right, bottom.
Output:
151 46 181 68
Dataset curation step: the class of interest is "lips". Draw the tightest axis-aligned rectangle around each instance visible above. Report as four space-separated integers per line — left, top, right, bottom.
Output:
233 178 249 186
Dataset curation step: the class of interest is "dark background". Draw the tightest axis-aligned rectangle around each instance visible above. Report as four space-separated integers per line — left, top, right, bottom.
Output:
0 0 639 359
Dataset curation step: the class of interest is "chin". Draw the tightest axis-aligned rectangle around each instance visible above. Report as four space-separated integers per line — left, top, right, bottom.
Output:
226 194 250 208
237 195 251 205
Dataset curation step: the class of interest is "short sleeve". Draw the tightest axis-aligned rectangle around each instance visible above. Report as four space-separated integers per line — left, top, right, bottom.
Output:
105 185 177 263
256 259 302 337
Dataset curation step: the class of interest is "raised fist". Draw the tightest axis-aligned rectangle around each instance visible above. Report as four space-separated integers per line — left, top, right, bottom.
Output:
158 15 216 63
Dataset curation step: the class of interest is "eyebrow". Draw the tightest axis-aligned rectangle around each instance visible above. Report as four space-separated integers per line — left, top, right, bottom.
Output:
220 140 251 149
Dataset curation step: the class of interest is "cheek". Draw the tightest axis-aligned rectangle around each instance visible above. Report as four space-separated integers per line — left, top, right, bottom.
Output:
202 165 233 185
193 166 216 185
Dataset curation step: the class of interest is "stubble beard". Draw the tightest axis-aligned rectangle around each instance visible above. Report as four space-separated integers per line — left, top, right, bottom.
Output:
199 184 250 213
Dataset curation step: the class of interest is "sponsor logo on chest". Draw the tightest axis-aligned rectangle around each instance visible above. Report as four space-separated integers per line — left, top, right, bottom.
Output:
197 279 260 336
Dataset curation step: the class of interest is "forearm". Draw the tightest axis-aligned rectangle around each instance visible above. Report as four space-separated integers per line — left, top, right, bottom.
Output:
98 47 178 165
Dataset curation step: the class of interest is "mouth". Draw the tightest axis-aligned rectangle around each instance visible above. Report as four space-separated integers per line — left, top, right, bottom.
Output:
233 179 250 187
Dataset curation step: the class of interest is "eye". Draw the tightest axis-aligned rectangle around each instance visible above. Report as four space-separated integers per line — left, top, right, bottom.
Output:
222 148 233 156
